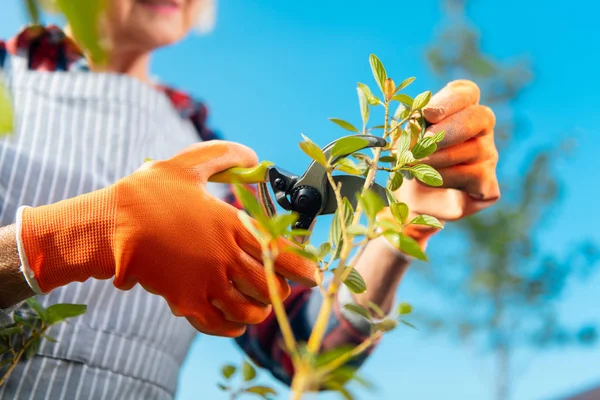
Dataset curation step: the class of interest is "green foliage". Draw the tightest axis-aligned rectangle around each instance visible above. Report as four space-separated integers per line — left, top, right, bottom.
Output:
369 54 387 95
329 118 360 133
357 83 381 106
343 268 367 294
412 91 432 111
243 361 257 382
299 134 327 167
409 215 443 229
55 0 108 64
390 202 409 225
0 83 13 136
1 298 86 385
409 164 443 187
330 137 370 159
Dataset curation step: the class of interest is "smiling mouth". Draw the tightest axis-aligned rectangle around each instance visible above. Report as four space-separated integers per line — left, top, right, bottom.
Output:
138 0 181 13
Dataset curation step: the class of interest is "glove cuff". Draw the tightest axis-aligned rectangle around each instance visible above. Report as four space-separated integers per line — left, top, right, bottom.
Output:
18 188 118 293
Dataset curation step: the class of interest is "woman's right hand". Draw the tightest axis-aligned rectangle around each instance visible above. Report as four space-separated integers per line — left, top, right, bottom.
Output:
17 141 317 337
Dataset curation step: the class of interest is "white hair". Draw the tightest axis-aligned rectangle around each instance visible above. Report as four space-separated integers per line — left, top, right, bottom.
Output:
195 0 217 34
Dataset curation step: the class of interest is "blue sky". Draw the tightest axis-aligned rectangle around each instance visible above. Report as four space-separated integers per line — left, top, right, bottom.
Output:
1 0 599 399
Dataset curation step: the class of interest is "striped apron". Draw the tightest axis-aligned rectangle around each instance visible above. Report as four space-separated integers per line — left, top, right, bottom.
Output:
0 52 230 399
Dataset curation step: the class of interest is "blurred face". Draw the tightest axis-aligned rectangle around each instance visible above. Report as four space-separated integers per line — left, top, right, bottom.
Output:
104 0 207 53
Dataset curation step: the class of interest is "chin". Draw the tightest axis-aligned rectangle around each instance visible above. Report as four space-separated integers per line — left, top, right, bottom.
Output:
131 24 186 50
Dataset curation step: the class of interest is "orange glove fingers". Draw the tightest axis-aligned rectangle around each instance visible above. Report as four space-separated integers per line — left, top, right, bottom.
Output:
237 227 318 287
186 309 247 338
436 159 501 202
211 289 272 325
171 140 259 181
230 250 291 304
422 133 497 169
425 104 496 150
422 80 481 124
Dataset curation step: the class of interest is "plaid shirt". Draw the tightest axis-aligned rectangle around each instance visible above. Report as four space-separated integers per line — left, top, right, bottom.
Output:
0 25 379 389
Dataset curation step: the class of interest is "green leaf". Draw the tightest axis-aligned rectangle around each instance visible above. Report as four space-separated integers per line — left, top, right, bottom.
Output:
25 298 47 321
368 301 385 319
390 203 409 225
394 103 411 120
344 268 367 294
221 364 237 380
377 219 401 234
400 319 419 330
397 129 411 155
410 164 443 187
397 302 413 315
398 151 416 165
387 172 404 192
329 198 354 250
272 213 299 234
357 83 381 105
299 135 327 167
396 77 416 92
411 137 437 159
384 232 428 261
357 87 369 127
245 386 277 398
369 54 387 95
330 136 370 159
343 304 371 320
379 156 397 163
358 189 385 222
217 383 228 391
25 336 41 359
42 334 58 343
243 361 257 382
315 345 356 367
233 185 264 220
412 91 432 110
351 153 371 163
409 215 443 229
433 130 446 143
335 158 362 175
46 304 87 325
304 244 319 257
385 188 398 206
0 326 21 336
56 0 108 65
339 387 356 400
391 93 414 107
346 224 368 236
329 118 360 133
0 82 13 136
288 229 312 237
374 319 398 332
317 242 332 259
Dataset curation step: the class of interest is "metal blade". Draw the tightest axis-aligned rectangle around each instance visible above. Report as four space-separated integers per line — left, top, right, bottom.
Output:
294 135 387 200
320 175 389 215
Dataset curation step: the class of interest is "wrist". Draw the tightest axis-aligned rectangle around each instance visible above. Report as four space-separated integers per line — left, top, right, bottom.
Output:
17 188 117 293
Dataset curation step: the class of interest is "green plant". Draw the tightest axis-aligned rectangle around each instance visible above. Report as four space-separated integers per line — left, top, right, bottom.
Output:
218 54 444 399
0 299 86 385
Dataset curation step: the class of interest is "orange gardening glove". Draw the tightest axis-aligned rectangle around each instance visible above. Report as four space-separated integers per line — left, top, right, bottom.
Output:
17 141 316 337
379 80 501 252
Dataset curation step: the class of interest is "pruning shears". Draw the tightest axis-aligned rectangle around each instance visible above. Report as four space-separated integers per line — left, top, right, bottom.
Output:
209 134 390 230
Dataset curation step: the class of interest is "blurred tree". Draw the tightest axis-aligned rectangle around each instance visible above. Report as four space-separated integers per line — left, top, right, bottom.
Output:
421 1 600 400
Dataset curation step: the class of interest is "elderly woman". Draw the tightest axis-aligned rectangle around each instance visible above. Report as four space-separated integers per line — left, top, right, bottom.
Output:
0 0 499 399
